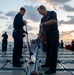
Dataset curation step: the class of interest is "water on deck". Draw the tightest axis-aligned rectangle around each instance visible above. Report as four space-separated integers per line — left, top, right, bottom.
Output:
0 44 74 75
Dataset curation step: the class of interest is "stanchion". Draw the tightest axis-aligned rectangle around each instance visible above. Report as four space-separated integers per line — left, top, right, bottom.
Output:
30 39 40 75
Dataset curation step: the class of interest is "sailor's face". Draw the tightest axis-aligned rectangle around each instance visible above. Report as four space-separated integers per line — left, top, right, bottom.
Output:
38 9 44 15
21 10 26 16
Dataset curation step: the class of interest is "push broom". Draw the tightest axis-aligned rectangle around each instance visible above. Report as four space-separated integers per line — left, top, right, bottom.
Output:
25 25 34 64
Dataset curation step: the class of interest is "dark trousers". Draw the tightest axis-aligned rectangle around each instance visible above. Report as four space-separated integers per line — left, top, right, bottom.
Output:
13 31 23 65
45 31 59 71
72 45 74 51
2 40 7 52
41 41 46 52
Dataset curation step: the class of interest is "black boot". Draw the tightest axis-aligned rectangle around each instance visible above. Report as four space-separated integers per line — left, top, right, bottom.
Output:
45 69 56 74
13 63 22 67
41 64 49 68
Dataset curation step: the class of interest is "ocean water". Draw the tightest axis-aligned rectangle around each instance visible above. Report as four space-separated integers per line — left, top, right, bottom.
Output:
0 41 71 50
0 41 28 50
0 42 14 49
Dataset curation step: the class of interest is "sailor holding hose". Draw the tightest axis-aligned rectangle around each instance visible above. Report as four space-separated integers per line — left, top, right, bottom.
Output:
37 5 59 74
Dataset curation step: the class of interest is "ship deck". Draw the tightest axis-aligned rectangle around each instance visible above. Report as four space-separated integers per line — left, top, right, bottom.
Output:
0 45 74 75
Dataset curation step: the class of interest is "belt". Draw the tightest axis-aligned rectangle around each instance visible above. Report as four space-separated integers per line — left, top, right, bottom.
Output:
13 29 22 33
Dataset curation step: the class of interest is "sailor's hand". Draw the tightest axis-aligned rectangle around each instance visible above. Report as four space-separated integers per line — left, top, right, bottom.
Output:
24 20 27 25
40 24 43 27
38 34 41 38
25 31 28 34
23 30 28 34
22 34 26 37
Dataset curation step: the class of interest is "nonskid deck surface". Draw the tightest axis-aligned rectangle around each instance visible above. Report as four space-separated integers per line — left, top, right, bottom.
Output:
0 46 74 75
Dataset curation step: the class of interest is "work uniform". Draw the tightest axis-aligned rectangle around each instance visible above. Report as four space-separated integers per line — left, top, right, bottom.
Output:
71 40 74 51
2 33 8 52
13 13 24 65
41 11 59 72
60 41 64 48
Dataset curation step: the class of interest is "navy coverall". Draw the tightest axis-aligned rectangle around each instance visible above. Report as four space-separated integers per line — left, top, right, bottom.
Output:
40 11 59 72
2 33 8 52
13 13 24 65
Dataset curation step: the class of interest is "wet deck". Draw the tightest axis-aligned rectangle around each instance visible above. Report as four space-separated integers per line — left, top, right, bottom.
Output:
0 45 74 75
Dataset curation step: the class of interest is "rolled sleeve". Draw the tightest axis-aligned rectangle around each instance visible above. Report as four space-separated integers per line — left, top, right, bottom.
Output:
50 11 57 20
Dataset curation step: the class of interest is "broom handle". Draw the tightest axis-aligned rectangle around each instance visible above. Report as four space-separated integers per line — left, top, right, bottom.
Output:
25 25 31 59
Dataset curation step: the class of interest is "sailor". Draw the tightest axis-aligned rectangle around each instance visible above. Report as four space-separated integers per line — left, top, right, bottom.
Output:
12 7 27 67
37 5 59 74
2 32 8 52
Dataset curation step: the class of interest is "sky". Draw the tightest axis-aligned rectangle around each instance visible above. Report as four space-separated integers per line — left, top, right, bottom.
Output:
0 0 74 42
